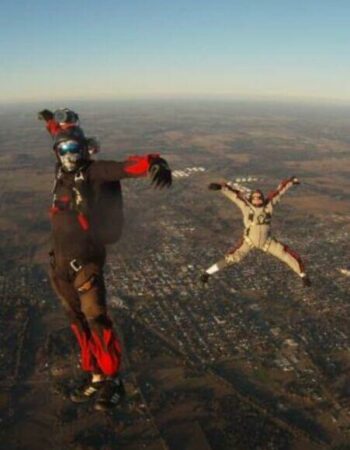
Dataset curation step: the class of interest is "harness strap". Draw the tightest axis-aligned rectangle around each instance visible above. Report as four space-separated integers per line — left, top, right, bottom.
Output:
50 167 90 231
262 237 272 252
243 235 255 248
70 258 83 273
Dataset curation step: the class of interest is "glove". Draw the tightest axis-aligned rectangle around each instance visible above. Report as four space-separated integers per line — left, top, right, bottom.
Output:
291 176 300 185
149 156 172 189
38 109 54 121
208 183 223 191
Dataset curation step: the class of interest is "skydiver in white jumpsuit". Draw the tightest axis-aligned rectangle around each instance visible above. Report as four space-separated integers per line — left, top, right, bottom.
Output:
201 177 311 287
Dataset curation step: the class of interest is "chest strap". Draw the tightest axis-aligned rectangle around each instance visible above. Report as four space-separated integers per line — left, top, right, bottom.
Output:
50 168 90 231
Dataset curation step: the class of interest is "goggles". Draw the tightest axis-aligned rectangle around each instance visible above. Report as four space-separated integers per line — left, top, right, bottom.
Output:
54 109 78 124
57 140 82 156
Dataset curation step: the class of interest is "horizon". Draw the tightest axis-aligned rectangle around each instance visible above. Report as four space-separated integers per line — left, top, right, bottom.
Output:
2 94 350 109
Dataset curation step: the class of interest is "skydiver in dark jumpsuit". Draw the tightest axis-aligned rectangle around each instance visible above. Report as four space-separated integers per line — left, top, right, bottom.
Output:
39 109 172 410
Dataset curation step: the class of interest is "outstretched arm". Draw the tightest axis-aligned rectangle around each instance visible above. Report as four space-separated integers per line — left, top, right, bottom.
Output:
38 108 80 137
38 109 62 137
267 176 300 205
89 154 172 188
208 182 248 210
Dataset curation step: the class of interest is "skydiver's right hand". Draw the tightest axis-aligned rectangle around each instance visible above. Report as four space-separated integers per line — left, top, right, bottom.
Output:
208 182 224 191
291 176 300 185
38 109 54 121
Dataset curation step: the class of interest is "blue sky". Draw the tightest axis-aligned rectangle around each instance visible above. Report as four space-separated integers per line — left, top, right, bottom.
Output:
1 0 350 102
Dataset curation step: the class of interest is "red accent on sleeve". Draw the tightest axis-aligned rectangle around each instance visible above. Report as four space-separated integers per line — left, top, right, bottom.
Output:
267 178 291 202
46 119 62 137
226 185 249 204
77 213 90 231
123 153 159 176
49 206 59 218
226 185 239 195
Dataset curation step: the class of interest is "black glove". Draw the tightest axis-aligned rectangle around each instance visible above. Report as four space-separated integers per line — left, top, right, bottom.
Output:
149 156 172 189
38 109 53 121
208 182 223 191
291 176 300 185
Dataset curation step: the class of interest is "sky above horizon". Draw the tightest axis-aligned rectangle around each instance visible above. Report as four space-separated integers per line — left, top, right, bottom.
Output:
1 0 350 103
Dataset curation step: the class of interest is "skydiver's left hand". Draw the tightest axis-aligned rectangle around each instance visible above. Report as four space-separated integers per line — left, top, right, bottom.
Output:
149 156 172 189
38 109 54 121
208 182 223 191
291 176 300 185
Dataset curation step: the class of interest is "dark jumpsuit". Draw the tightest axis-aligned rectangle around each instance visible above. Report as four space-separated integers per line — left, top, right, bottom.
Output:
49 157 152 377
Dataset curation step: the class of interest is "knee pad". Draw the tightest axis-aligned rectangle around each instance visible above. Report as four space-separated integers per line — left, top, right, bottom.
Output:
225 253 239 264
224 254 234 264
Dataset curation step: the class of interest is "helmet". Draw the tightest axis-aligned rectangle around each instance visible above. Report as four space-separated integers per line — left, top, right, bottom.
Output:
53 108 79 125
53 127 86 148
249 189 265 204
56 139 85 172
53 127 87 172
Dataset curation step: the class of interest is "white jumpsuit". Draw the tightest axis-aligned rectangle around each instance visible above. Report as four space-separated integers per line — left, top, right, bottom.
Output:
206 179 306 278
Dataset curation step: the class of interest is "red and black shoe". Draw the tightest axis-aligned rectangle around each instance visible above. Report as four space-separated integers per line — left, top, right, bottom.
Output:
70 377 104 403
94 377 126 411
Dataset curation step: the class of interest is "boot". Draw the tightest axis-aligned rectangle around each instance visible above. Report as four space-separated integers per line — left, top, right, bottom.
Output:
301 275 311 287
70 375 104 403
94 377 126 411
200 273 210 284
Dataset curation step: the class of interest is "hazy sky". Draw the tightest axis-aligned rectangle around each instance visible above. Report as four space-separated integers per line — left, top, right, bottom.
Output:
1 0 350 103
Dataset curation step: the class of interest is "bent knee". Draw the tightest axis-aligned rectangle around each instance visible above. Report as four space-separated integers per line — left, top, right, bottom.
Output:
225 255 236 264
225 252 244 264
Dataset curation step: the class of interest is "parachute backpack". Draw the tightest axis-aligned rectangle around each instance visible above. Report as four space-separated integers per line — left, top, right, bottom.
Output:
89 179 124 245
73 169 124 245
